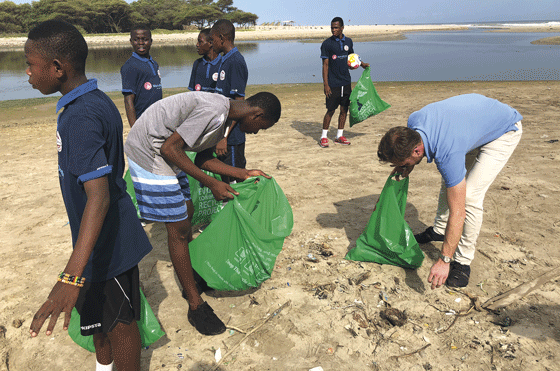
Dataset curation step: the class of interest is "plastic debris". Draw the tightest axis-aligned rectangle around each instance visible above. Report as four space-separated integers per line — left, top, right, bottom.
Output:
215 348 222 363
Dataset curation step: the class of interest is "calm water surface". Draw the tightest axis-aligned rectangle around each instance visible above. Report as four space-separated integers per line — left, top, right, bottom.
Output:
1 29 559 101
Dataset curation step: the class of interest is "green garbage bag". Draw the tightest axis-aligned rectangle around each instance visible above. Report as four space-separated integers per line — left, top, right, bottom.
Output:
124 169 141 219
185 151 224 226
345 175 424 269
349 67 391 127
189 176 294 291
68 288 165 352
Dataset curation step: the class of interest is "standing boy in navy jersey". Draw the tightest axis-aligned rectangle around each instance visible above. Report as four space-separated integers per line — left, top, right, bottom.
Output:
188 28 221 92
211 19 249 184
25 20 152 371
121 25 162 127
320 17 369 148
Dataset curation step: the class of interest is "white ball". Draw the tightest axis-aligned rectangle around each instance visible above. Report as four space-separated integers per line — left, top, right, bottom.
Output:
347 53 361 69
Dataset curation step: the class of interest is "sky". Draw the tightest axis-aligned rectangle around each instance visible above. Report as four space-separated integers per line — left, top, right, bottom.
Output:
8 0 560 25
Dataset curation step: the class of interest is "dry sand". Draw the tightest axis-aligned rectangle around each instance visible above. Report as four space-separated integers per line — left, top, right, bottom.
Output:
1 80 560 370
3 22 560 50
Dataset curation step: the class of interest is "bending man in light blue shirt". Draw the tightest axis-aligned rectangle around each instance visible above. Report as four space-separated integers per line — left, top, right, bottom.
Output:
377 94 523 289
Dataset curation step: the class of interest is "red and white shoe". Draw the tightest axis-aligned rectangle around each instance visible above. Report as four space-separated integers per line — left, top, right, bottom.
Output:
319 137 329 148
335 136 351 145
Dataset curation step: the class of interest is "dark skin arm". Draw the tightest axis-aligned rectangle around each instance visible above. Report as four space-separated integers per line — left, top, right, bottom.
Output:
322 58 331 98
161 132 269 201
215 96 244 156
30 176 110 337
123 93 137 127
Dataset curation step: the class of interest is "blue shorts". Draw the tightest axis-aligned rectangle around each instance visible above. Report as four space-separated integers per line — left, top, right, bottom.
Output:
128 159 191 222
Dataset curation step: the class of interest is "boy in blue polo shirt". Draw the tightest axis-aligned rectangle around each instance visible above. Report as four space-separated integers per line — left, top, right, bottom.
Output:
25 20 152 371
121 25 162 127
211 19 249 184
320 17 369 148
188 28 221 92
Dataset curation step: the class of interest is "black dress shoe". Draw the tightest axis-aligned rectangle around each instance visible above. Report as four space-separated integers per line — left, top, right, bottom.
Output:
414 226 444 244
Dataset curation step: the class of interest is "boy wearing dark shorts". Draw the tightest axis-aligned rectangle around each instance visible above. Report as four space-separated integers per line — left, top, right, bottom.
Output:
211 19 249 183
188 28 221 92
124 91 281 335
121 25 162 127
320 17 369 148
25 20 152 371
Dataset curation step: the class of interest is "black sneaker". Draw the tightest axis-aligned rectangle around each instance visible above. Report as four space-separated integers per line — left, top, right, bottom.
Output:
188 302 226 335
414 226 445 244
445 261 471 288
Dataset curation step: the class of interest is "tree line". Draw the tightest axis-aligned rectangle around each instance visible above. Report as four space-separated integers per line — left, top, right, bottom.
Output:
0 0 258 35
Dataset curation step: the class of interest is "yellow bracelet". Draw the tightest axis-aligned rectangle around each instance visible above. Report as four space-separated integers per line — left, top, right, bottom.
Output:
57 272 86 287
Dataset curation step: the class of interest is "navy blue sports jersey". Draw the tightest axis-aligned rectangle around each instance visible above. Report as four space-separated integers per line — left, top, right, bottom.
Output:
320 34 354 88
121 52 163 118
215 47 248 145
188 55 222 92
56 79 152 282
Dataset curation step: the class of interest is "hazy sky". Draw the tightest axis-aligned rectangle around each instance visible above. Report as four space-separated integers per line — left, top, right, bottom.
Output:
9 0 560 25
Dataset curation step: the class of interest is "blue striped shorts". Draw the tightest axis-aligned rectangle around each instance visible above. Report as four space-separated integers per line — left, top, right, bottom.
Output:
127 159 191 222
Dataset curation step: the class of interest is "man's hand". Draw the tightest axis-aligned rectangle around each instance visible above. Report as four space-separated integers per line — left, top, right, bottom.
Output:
215 138 228 157
427 260 451 290
245 169 271 180
324 85 332 98
30 281 81 337
209 180 239 201
390 165 415 181
361 62 370 68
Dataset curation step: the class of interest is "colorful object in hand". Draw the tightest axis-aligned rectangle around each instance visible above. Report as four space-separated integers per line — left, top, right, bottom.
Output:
347 53 361 69
57 272 86 287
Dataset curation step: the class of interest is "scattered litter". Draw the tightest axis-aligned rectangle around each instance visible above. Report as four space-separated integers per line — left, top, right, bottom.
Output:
423 336 430 343
306 253 318 262
287 282 290 286
380 308 407 326
445 310 456 315
326 347 335 355
455 298 462 303
546 139 558 143
229 330 235 335
214 348 222 363
309 367 324 371
229 304 235 308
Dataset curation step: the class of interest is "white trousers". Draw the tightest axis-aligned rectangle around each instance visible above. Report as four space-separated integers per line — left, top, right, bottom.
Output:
432 122 522 265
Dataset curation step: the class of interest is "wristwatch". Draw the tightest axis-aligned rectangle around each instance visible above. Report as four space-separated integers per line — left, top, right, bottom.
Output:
440 254 452 263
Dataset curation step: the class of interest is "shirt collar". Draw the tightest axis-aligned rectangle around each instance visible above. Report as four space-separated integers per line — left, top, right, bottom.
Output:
202 54 222 66
132 52 154 63
56 79 98 113
221 47 238 63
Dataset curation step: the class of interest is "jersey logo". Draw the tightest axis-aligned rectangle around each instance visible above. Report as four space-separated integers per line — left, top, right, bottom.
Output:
220 70 226 80
212 72 219 81
332 55 337 60
195 84 202 91
144 82 152 90
56 131 62 152
344 45 349 51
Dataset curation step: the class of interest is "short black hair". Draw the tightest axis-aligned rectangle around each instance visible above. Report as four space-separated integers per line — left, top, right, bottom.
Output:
199 28 212 41
377 126 422 163
246 92 281 123
27 20 88 74
212 19 235 41
130 24 151 38
331 17 344 27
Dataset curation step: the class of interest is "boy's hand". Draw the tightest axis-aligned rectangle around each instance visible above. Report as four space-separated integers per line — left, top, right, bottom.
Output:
245 169 271 179
324 85 332 98
209 180 239 201
215 138 228 156
30 281 80 337
361 62 370 68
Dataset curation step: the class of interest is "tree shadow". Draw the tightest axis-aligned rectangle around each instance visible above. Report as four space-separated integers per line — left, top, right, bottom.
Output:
316 193 440 294
290 120 367 143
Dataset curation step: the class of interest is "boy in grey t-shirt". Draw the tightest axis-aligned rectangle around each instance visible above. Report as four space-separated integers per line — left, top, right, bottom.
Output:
125 91 281 335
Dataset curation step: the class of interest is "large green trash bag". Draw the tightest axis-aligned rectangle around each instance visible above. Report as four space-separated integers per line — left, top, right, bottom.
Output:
68 288 165 352
349 67 391 127
345 175 424 269
189 176 294 291
124 169 141 219
185 151 224 226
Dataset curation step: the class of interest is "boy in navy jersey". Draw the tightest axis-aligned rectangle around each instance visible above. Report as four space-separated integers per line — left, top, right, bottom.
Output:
320 17 369 147
188 28 221 92
211 19 249 183
25 20 152 371
121 25 162 127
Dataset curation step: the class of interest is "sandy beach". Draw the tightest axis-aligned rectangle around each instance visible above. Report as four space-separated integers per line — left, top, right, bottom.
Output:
2 23 560 51
1 78 560 370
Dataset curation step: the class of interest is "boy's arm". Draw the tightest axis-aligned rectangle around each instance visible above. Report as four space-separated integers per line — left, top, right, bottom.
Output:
30 176 110 337
123 93 137 127
196 147 269 179
161 132 239 201
216 95 244 156
322 58 331 98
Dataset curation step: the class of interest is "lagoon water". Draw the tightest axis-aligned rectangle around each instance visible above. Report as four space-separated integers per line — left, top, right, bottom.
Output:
1 28 559 101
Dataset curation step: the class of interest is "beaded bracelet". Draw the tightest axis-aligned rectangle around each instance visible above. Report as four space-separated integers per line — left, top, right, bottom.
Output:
57 272 86 287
